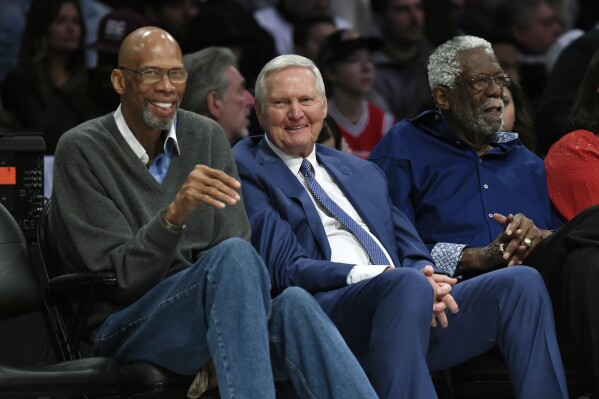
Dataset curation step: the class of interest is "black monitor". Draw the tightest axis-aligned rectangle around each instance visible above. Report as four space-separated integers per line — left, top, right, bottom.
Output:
0 133 45 241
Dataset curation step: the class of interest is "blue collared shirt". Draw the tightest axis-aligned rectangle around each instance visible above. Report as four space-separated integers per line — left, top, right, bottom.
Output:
113 105 180 183
369 110 564 276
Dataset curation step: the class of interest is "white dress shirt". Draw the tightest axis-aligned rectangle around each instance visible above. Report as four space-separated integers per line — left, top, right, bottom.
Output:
113 105 180 165
265 137 394 284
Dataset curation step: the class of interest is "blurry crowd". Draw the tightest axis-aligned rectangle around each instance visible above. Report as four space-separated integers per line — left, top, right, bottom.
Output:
0 0 598 158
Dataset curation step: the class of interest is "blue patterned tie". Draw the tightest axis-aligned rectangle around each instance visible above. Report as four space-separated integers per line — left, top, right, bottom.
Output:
300 159 389 265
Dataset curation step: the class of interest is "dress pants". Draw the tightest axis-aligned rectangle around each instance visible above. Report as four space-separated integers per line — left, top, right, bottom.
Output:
92 238 378 399
315 266 568 399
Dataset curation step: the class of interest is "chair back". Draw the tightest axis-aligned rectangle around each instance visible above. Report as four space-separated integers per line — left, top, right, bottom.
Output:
0 203 41 319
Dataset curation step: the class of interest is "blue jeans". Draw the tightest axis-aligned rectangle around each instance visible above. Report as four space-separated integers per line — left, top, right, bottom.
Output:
92 238 377 399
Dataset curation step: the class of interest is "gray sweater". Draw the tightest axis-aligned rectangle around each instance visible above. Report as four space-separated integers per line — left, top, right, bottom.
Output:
49 109 251 332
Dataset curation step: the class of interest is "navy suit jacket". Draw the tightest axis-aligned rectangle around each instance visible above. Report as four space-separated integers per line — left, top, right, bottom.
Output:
233 135 438 295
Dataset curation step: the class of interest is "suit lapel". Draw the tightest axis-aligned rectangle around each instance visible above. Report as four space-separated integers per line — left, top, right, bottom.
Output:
255 139 332 258
317 151 395 259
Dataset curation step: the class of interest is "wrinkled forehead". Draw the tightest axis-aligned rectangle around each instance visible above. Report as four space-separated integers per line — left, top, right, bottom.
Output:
458 47 502 78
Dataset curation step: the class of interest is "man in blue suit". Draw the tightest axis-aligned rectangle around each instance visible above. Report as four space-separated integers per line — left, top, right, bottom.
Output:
232 54 568 399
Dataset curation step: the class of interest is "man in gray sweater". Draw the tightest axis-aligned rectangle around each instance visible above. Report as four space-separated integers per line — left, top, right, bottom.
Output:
48 26 378 399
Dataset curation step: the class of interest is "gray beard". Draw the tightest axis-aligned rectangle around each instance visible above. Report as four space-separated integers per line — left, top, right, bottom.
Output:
143 106 176 130
453 104 503 137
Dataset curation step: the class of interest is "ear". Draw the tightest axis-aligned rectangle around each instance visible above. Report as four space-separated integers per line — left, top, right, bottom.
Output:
322 96 328 118
111 69 125 95
206 91 222 119
432 86 450 111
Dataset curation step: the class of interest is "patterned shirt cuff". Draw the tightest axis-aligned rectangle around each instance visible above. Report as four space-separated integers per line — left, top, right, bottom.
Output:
431 243 467 277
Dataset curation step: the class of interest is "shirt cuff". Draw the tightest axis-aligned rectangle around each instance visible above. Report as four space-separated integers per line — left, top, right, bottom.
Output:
347 265 392 284
430 243 467 277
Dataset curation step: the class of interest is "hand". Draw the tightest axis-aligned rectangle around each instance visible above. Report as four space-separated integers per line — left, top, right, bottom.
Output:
493 213 544 266
421 266 459 328
166 165 241 225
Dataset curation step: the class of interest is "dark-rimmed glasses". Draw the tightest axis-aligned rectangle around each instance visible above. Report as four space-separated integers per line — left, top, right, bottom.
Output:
119 66 188 85
454 74 511 93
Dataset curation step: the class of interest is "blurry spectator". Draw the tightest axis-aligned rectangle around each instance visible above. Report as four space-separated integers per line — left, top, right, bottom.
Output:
0 0 32 81
492 42 521 83
545 28 583 72
316 114 344 150
535 28 599 155
42 9 148 154
368 0 434 121
0 0 109 80
293 16 337 62
494 0 564 107
331 0 371 35
319 29 394 159
0 0 86 132
454 0 497 39
501 80 536 151
545 49 599 221
253 0 351 55
182 47 255 146
492 42 520 82
186 0 277 92
141 0 199 53
422 0 462 47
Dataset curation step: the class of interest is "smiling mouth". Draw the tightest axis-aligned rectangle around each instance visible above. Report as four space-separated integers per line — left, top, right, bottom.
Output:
286 125 308 131
151 101 175 109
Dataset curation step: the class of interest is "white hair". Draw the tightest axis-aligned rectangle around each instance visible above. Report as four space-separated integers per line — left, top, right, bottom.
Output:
427 35 495 89
254 54 326 112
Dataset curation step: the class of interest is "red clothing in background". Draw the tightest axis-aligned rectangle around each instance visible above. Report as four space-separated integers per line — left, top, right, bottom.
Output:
545 129 599 220
328 100 394 159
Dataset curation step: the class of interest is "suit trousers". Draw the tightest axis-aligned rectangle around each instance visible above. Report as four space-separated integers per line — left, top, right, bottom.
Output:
315 266 568 399
526 204 599 385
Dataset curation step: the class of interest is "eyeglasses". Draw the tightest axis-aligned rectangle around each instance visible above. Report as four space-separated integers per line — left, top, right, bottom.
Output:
118 66 188 85
454 74 511 93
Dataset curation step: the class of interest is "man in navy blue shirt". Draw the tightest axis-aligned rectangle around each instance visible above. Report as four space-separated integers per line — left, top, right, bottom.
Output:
370 34 599 394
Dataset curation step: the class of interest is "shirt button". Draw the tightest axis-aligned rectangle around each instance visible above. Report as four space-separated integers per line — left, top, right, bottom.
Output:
483 184 489 189
488 213 493 218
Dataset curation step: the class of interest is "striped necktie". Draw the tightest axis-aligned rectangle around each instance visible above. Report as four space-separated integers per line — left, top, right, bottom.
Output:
300 159 388 265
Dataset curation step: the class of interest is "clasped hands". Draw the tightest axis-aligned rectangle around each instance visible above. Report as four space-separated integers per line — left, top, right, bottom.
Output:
458 213 551 275
421 265 458 328
486 213 548 267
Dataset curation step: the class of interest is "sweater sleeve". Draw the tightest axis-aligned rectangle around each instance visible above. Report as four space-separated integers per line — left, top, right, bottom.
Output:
49 123 182 305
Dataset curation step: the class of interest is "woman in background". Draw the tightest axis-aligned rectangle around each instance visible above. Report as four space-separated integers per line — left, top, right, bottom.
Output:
501 80 536 152
545 49 599 220
1 0 86 131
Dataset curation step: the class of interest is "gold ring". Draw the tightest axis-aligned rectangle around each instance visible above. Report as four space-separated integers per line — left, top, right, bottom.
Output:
499 243 505 253
524 238 532 247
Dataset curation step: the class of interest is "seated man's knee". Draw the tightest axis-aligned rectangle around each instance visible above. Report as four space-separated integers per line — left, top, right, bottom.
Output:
496 266 546 293
275 286 318 314
375 268 433 303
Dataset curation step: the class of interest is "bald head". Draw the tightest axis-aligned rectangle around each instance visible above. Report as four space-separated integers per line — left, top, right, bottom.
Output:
118 26 182 68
